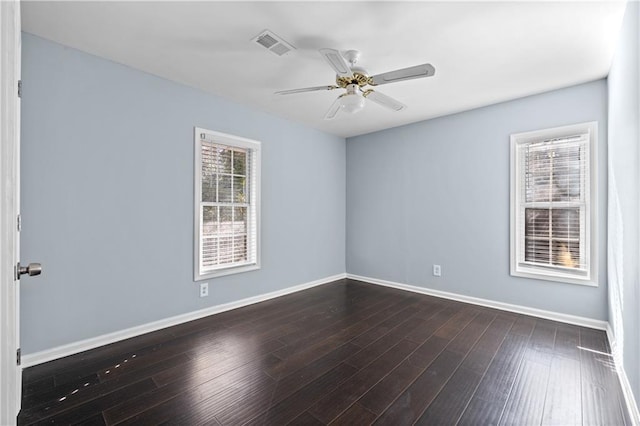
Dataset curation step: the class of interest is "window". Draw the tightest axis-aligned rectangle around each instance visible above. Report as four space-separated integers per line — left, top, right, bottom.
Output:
194 128 260 280
510 122 597 285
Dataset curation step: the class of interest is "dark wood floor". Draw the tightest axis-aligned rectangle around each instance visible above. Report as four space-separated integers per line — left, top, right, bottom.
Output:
19 279 631 425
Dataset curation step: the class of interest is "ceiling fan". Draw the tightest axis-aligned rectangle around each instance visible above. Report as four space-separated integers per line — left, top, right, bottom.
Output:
275 48 435 120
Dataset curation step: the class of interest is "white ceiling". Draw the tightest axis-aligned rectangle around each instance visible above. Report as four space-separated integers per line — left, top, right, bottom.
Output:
21 1 627 138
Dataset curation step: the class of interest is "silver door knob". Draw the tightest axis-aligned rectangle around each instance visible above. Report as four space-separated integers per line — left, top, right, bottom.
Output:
18 262 42 277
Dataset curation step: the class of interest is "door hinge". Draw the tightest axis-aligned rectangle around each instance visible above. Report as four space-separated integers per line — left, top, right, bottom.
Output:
16 348 21 366
17 80 22 98
17 214 21 232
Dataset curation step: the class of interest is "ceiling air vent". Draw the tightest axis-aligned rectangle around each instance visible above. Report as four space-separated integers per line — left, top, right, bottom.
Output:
252 30 295 57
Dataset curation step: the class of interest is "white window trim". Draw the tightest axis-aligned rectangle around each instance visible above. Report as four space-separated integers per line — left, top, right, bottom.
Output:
194 127 261 281
510 121 598 287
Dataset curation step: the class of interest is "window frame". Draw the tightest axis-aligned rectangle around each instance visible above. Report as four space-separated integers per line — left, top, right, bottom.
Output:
194 127 261 281
510 121 598 286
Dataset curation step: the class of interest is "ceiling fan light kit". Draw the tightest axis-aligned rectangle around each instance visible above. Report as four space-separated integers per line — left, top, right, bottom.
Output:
275 48 435 120
339 84 366 114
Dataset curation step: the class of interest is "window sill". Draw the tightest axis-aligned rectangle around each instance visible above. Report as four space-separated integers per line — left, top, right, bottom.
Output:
195 263 260 281
511 266 597 287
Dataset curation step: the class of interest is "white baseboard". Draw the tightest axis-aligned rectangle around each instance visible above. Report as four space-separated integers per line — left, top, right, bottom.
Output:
22 273 347 368
617 363 640 425
606 323 620 365
346 273 608 330
606 324 640 425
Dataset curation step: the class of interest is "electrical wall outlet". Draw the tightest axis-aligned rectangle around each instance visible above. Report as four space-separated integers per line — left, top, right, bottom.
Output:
199 282 209 297
433 265 442 277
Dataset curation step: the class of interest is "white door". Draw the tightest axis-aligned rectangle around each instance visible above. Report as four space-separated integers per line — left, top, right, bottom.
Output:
1 0 22 424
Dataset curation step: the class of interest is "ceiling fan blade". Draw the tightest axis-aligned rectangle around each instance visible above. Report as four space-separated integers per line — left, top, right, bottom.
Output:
319 48 353 78
324 96 343 120
364 90 406 111
275 85 338 95
370 63 435 86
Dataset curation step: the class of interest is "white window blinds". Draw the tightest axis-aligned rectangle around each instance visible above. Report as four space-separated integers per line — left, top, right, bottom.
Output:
511 122 597 285
195 128 260 279
521 136 588 271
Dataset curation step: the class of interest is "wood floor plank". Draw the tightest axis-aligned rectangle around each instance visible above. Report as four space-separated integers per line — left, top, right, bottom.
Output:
343 316 424 370
222 284 371 343
347 303 423 348
162 371 278 426
456 331 532 425
243 363 358 426
289 411 326 426
49 345 168 388
509 315 537 336
77 284 352 383
415 315 514 425
489 322 535 375
19 279 632 426
275 292 408 347
272 294 411 361
433 307 480 340
394 312 502 425
22 328 178 385
309 339 419 423
22 373 101 411
265 299 419 379
22 376 55 399
20 369 159 425
111 349 198 387
498 357 550 425
580 327 628 426
220 280 358 327
328 403 377 426
373 349 465 425
359 304 504 414
404 305 458 344
541 355 581 426
232 288 370 342
553 323 580 360
21 378 156 425
103 353 281 424
458 397 504 426
73 413 107 426
458 316 514 375
411 300 450 320
523 319 557 366
50 326 235 388
443 311 495 355
152 338 282 387
414 367 483 425
250 283 381 327
268 342 360 388
119 366 276 425
406 335 451 370
212 343 362 425
357 325 456 416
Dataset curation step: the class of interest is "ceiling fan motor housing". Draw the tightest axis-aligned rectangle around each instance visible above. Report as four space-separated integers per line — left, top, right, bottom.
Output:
336 71 372 88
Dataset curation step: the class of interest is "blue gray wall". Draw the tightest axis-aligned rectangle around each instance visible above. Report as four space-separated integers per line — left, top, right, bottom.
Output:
20 34 346 354
21 29 626 364
608 1 640 409
346 80 608 321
